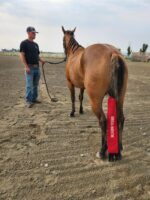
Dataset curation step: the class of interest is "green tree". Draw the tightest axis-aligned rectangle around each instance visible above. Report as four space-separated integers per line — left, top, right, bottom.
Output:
127 46 132 56
140 43 148 53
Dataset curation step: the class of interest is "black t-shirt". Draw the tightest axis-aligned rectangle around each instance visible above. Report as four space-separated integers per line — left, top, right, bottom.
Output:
20 39 40 64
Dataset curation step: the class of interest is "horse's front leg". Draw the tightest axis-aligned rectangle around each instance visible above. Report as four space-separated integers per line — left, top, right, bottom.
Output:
68 81 76 117
79 88 84 114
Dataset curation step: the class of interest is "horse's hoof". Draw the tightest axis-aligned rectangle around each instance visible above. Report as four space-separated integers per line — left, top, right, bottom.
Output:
115 152 122 160
99 150 107 160
70 112 75 117
108 153 122 162
79 110 84 114
108 154 114 162
100 153 106 160
100 145 107 160
96 151 106 160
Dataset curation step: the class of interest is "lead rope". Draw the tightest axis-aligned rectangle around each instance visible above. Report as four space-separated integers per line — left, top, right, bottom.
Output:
45 57 66 65
41 57 66 102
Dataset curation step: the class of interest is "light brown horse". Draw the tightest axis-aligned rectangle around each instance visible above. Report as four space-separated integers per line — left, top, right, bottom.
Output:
62 26 128 161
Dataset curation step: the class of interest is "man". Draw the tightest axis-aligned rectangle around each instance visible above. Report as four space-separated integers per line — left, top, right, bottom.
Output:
20 26 45 108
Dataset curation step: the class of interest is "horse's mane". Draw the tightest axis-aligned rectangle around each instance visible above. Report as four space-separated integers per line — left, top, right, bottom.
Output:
63 35 84 56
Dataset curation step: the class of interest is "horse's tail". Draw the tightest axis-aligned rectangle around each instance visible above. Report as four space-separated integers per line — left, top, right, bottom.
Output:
109 53 126 101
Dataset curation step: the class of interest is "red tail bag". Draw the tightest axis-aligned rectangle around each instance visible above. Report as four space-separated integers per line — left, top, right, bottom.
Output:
107 97 119 153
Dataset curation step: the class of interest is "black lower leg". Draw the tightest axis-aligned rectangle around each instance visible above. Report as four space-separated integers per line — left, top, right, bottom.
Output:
70 88 75 117
100 141 107 159
99 114 107 159
79 88 84 114
117 110 125 157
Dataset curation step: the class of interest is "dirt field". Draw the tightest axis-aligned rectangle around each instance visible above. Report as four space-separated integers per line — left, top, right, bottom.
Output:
0 55 150 200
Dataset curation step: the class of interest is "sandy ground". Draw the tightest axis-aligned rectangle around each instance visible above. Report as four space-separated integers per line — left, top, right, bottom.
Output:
0 55 150 200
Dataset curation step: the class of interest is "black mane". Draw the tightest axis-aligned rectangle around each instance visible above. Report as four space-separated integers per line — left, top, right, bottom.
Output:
63 34 83 56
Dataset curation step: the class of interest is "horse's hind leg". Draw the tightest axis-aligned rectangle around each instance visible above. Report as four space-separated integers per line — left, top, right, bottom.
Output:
116 101 125 160
79 88 84 114
108 99 125 161
87 93 107 159
99 110 107 159
67 81 75 117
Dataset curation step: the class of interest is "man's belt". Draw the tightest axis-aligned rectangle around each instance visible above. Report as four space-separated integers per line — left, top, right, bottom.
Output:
28 64 39 67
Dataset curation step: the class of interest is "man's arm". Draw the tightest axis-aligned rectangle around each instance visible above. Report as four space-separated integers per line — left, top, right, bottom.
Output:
19 52 30 74
37 43 45 65
39 56 45 65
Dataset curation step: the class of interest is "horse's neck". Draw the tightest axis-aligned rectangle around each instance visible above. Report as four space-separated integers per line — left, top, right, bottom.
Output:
67 37 84 56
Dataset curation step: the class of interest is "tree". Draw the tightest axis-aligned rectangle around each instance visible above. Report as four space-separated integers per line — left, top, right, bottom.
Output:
140 43 148 53
127 46 132 56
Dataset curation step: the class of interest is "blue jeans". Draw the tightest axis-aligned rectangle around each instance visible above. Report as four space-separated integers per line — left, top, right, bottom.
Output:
25 66 40 102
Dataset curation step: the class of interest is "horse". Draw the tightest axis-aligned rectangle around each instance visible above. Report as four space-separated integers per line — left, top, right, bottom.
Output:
62 26 128 161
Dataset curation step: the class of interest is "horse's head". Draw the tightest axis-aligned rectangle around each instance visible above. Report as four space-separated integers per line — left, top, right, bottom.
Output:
62 26 76 55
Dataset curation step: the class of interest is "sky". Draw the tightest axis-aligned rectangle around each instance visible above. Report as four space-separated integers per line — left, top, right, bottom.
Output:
0 0 150 53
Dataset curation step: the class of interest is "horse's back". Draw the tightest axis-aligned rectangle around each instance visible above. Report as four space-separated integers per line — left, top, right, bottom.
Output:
83 44 121 61
82 43 118 78
82 44 127 97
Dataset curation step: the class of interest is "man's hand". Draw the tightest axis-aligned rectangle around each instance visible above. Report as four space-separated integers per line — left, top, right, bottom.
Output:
25 66 30 74
39 57 46 65
19 53 30 74
40 60 46 65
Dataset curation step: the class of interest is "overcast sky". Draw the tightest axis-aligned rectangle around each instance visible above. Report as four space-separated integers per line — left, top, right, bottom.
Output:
0 0 150 52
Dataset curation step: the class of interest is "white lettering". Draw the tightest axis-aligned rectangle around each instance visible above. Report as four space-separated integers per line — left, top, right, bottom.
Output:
110 116 115 138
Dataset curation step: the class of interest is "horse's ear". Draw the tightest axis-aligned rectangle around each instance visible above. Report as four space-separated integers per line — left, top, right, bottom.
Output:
72 27 76 33
62 26 66 34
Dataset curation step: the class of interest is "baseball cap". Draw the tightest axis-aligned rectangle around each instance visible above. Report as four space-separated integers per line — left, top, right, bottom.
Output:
26 26 38 33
